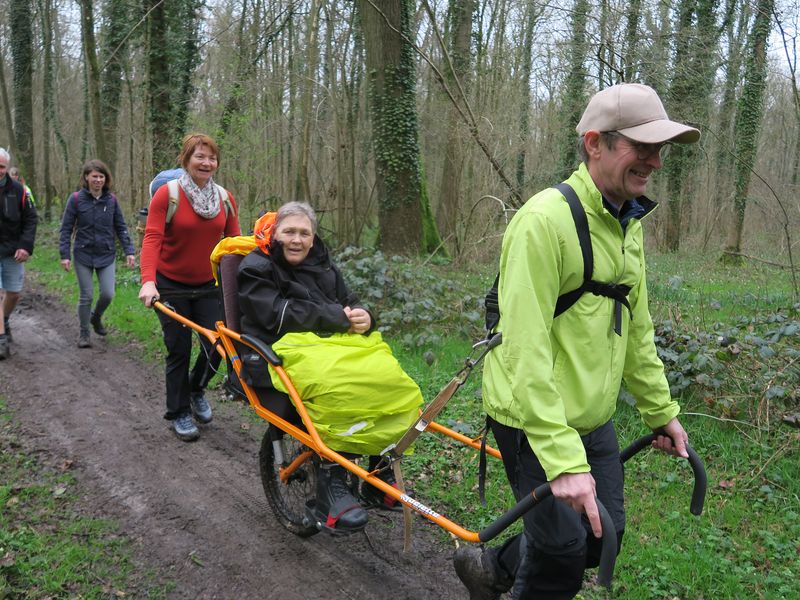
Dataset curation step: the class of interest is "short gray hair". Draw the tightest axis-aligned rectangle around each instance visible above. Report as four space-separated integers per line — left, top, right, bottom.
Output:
576 132 618 164
0 148 10 164
276 201 318 233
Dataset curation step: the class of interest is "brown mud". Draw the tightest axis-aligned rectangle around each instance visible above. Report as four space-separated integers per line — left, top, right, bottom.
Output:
0 283 469 599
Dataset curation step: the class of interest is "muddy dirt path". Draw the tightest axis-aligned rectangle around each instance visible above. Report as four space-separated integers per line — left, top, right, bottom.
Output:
0 283 467 599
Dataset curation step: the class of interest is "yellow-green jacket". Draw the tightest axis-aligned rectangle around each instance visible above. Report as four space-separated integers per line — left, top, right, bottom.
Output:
482 163 680 481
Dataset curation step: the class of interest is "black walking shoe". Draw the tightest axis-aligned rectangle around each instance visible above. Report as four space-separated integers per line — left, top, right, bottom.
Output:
311 462 368 533
0 334 9 360
90 312 107 336
77 332 92 348
3 318 11 343
360 465 403 511
453 546 513 600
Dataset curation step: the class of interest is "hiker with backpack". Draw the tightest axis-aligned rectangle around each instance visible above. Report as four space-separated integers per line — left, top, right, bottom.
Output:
138 133 240 441
0 148 38 359
9 167 36 208
453 84 700 600
59 160 136 348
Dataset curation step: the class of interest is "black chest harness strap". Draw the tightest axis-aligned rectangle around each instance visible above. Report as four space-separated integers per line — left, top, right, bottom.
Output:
485 182 632 337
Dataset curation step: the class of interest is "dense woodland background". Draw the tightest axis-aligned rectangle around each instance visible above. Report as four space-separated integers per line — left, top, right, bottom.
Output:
1 0 798 270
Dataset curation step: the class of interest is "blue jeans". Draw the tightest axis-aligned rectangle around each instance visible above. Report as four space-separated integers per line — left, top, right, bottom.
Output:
74 260 116 334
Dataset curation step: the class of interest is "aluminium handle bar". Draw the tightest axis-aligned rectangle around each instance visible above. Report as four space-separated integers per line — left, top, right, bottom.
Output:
478 483 618 589
620 433 707 516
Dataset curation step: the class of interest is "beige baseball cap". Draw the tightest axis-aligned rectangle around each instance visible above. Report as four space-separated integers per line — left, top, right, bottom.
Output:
576 83 700 144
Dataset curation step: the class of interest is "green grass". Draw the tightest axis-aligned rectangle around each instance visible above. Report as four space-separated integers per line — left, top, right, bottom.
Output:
16 225 800 598
646 251 796 327
0 398 170 599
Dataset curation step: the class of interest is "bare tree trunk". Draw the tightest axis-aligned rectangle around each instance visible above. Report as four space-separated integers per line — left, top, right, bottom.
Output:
298 0 321 204
436 0 476 253
79 0 108 162
0 42 16 157
99 0 131 173
622 0 642 81
515 2 540 193
38 0 60 219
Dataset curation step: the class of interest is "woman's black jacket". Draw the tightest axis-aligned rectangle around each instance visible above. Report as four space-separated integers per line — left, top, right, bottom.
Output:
238 236 374 344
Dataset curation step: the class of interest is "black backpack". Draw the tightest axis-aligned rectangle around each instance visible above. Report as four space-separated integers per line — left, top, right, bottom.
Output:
484 182 632 337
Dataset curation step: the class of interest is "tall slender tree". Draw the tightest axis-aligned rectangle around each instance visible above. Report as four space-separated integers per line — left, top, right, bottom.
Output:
99 0 133 172
663 0 721 251
515 2 541 193
10 0 35 190
79 0 108 162
723 0 774 259
556 0 589 181
0 38 17 157
436 0 476 252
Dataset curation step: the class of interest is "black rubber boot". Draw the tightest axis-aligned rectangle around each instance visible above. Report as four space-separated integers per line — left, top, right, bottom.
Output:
315 461 368 532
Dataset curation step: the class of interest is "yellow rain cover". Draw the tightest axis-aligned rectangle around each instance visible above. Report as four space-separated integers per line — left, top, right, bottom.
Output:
269 331 423 455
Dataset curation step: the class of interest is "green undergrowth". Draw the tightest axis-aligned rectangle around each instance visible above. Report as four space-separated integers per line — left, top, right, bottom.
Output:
21 227 800 598
0 398 169 599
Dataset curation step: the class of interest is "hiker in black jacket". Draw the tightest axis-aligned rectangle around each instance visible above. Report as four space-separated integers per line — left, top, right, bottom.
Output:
0 148 38 359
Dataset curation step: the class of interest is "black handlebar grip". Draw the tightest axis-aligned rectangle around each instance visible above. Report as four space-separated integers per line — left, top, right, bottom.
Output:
595 500 618 589
620 432 707 516
478 483 618 589
240 334 283 366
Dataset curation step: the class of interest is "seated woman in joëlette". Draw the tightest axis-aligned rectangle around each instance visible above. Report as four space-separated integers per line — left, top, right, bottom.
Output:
237 201 421 533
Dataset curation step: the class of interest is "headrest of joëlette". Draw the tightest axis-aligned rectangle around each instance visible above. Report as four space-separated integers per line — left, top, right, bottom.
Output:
254 212 277 254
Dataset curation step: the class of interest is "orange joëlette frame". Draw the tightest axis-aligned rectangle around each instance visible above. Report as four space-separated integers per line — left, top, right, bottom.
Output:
153 300 502 542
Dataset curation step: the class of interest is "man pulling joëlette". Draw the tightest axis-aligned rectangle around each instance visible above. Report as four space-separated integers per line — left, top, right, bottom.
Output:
454 84 700 599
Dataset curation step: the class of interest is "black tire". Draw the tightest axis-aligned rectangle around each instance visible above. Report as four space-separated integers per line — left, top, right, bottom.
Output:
259 426 319 537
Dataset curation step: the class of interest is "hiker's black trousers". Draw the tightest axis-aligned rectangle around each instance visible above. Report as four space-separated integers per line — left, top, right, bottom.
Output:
156 273 222 420
489 418 626 600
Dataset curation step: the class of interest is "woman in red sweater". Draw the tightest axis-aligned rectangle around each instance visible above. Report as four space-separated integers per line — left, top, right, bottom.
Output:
138 133 240 441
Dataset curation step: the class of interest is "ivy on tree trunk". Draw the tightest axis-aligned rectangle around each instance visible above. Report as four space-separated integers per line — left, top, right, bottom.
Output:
723 0 774 260
10 0 36 191
356 0 440 254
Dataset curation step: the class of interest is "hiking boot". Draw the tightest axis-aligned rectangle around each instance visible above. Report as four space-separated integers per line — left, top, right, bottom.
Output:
0 334 9 360
315 462 368 532
190 391 213 424
453 546 513 600
361 463 402 510
90 312 107 336
173 413 199 441
3 318 11 343
77 332 92 348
